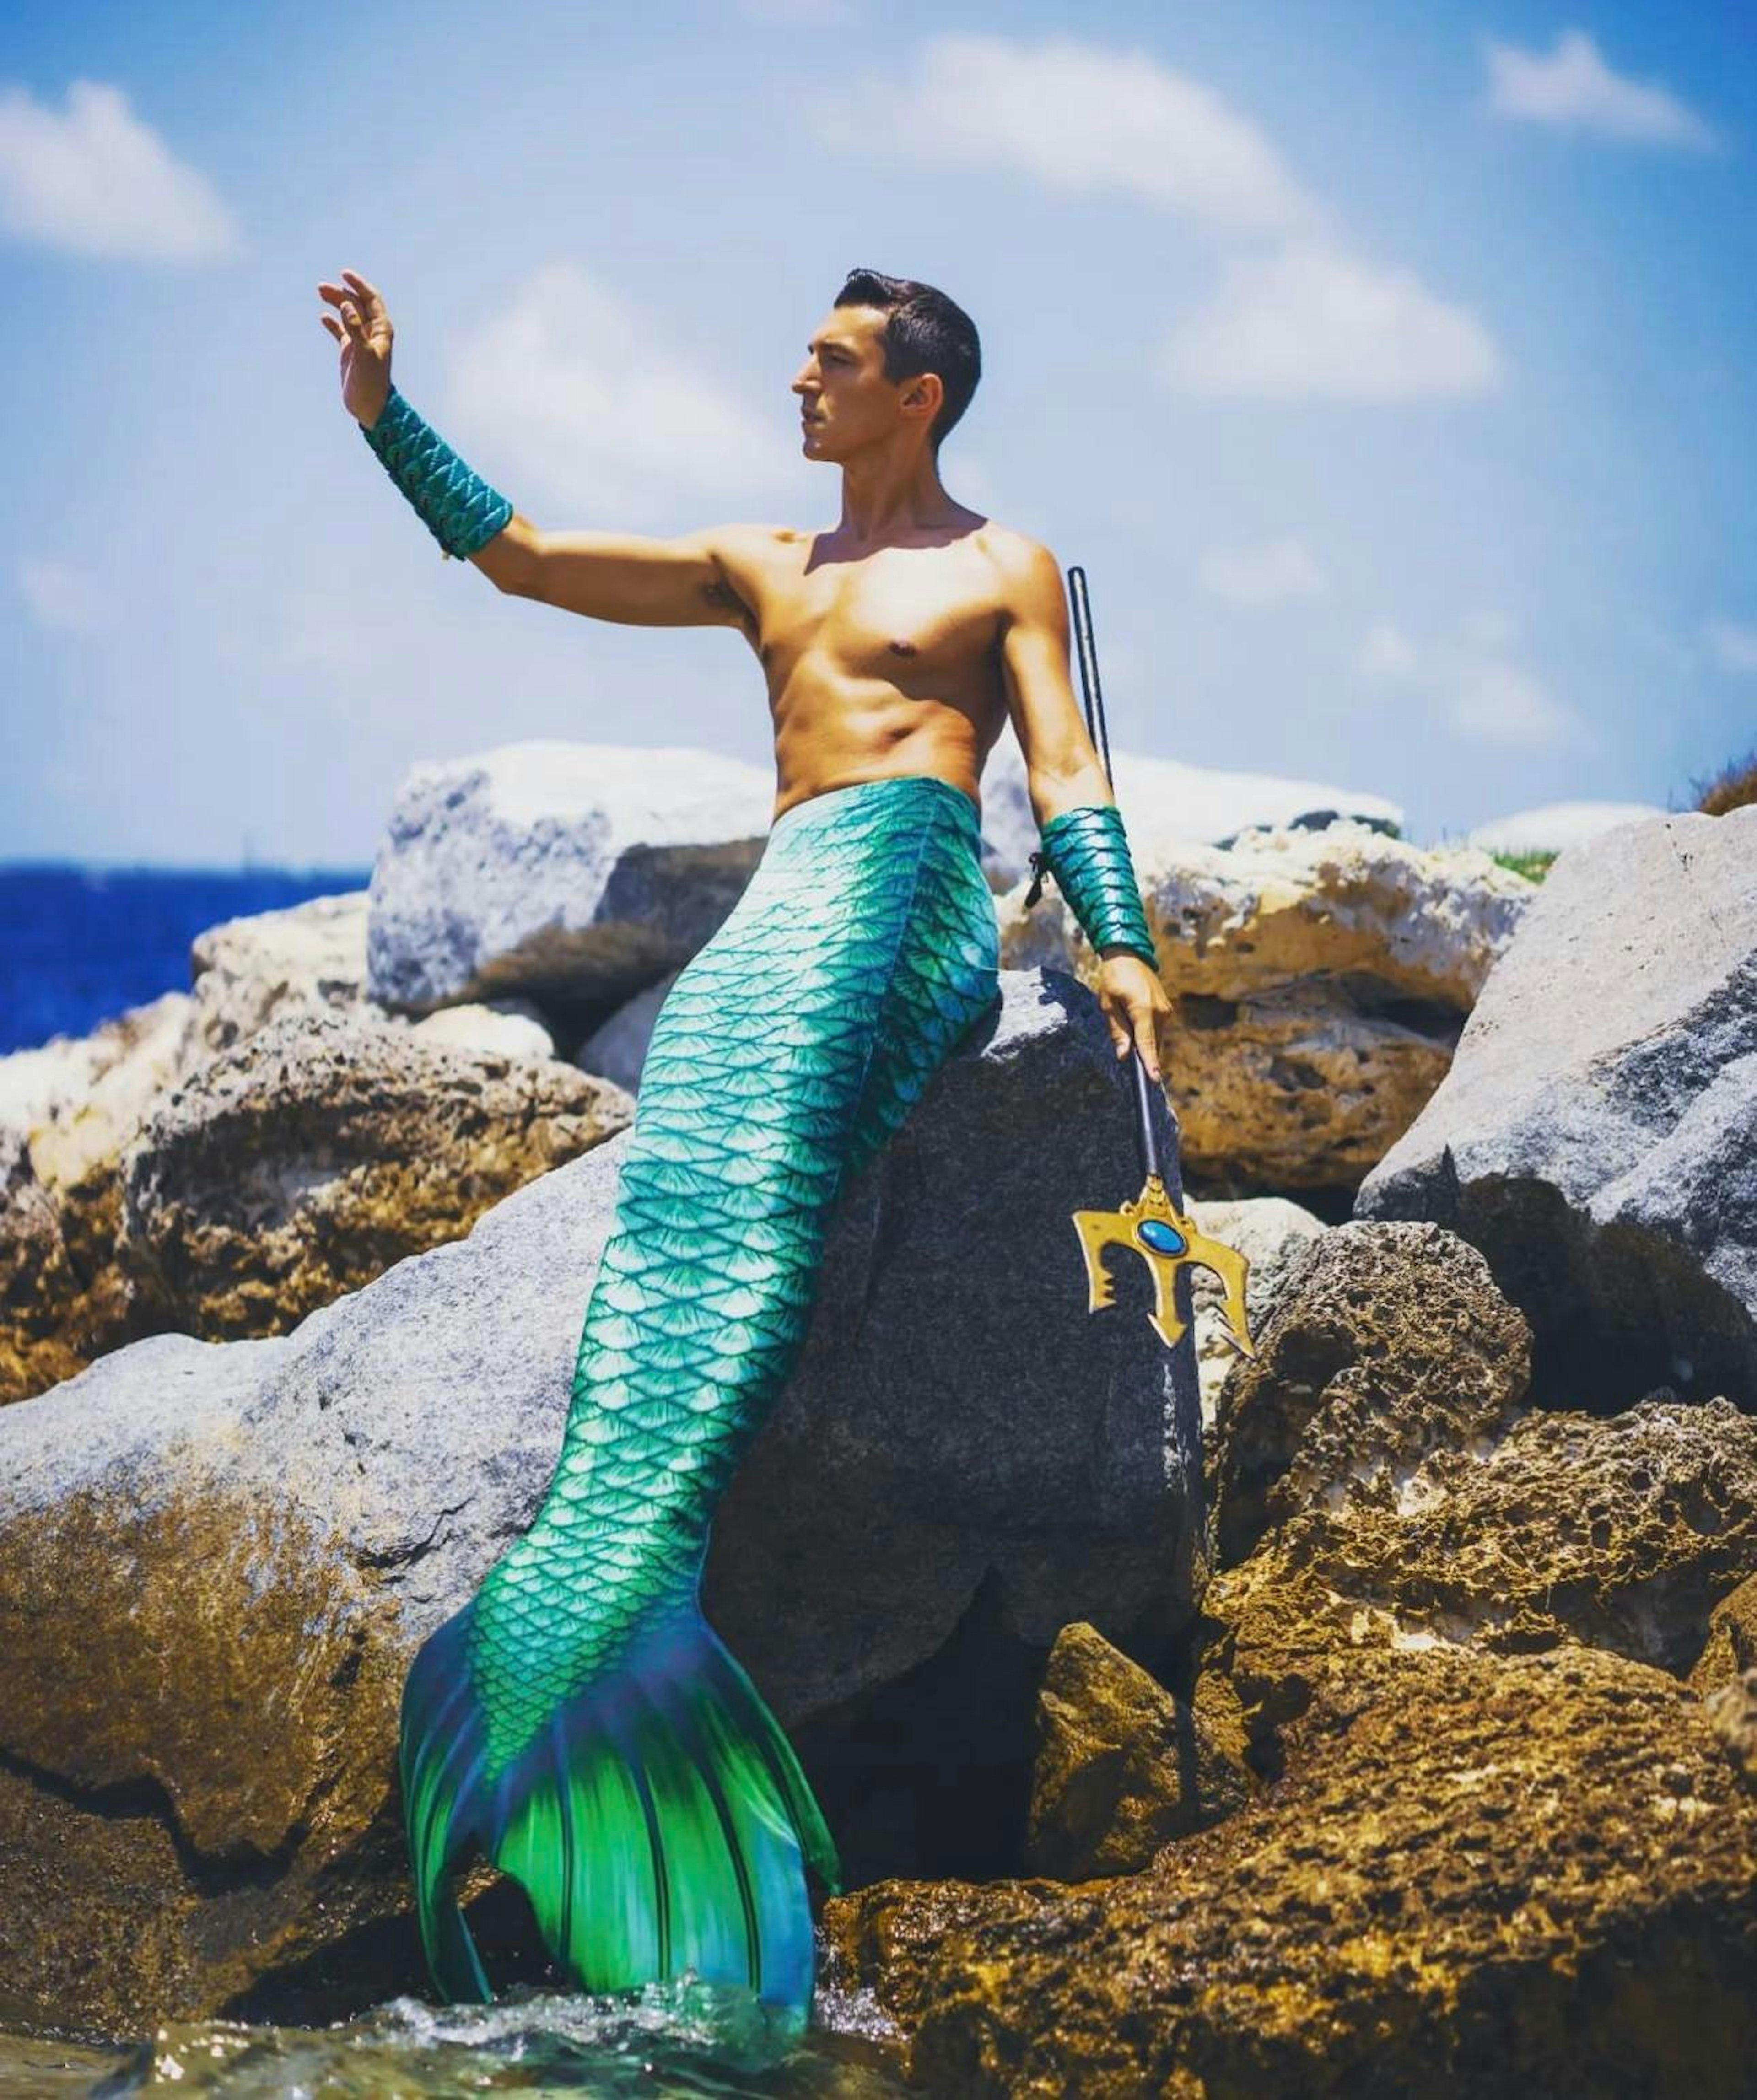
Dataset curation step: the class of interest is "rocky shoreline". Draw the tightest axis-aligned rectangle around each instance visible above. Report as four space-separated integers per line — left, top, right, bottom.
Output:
1 740 1751 2094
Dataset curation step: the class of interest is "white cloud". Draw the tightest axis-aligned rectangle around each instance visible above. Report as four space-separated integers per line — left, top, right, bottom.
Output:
0 78 244 262
16 558 108 632
1356 618 1418 679
444 261 795 522
1197 536 1328 608
1353 615 1586 749
808 33 1325 240
1704 617 1757 673
1159 238 1503 400
1481 28 1721 151
1442 654 1585 749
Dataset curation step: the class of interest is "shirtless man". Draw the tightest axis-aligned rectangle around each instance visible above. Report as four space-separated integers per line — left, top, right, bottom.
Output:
317 263 1173 1081
320 264 1178 2019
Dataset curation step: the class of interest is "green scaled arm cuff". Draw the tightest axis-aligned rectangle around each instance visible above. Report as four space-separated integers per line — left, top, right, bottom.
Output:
1024 802 1159 969
359 384 515 560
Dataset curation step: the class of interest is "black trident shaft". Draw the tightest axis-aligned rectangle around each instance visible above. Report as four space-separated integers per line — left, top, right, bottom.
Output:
1052 565 1258 1362
1067 564 1159 1186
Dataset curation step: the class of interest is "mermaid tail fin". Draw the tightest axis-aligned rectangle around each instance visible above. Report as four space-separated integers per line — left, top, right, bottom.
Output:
398 1591 841 2019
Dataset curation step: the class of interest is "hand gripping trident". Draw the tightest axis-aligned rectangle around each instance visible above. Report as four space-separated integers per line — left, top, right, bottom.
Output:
1038 566 1257 1361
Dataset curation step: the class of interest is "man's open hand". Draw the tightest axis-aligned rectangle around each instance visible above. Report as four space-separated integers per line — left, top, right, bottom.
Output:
317 267 393 429
1096 949 1174 1082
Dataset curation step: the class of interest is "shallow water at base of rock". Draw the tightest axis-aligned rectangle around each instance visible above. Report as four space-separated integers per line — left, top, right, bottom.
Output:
0 1975 909 2098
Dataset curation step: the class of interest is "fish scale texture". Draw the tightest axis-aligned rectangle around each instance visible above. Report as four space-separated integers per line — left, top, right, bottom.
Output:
360 384 514 558
1037 802 1159 966
398 772 1001 2023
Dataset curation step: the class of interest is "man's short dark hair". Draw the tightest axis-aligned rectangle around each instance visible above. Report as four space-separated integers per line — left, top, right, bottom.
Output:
832 267 981 453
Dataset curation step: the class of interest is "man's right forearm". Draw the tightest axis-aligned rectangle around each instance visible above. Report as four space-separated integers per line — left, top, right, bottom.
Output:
357 382 523 579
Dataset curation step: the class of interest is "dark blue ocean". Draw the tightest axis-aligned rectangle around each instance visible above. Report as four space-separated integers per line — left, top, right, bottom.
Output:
0 863 374 1057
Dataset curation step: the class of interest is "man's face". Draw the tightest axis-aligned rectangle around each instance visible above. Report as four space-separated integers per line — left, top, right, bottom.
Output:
792 304 933 460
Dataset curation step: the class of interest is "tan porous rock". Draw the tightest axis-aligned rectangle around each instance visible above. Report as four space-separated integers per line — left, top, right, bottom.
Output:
1183 1195 1326 1430
0 1127 86 1404
0 991 199 1401
1206 1218 1532 1567
1689 1571 1757 1695
1024 1621 1254 1880
831 1645 1757 2099
122 1007 631 1339
1705 1668 1757 1784
1000 818 1533 1189
175 889 387 1063
1197 1395 1757 1778
0 1472 416 2038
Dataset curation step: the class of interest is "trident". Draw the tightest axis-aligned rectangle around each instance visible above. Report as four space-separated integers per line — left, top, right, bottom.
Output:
1029 565 1257 1361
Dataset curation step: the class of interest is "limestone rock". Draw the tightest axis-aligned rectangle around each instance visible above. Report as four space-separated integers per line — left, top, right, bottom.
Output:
1355 804 1757 1412
1025 1621 1253 1880
121 1007 631 1340
0 991 199 1400
177 888 389 1064
1199 1396 1757 1784
1183 1195 1326 1430
366 741 776 1014
831 1644 1757 2099
975 736 1403 890
1706 1668 1757 1784
409 997 558 1061
0 1126 85 1403
1207 1219 1531 1567
1002 818 1533 1188
1689 1572 1757 1695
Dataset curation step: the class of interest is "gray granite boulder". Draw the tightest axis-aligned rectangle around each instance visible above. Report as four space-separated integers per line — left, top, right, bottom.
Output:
366 741 776 1015
1355 806 1757 1411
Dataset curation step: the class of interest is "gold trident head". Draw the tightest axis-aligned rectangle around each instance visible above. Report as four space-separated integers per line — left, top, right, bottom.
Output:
1069 1172 1256 1357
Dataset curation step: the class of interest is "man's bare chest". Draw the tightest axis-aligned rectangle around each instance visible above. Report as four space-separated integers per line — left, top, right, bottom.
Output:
756 542 1006 687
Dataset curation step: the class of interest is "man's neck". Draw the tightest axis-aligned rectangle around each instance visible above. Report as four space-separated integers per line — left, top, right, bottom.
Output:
834 444 967 545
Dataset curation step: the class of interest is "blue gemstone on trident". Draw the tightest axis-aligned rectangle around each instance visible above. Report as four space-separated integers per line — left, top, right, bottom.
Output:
1137 1218 1186 1256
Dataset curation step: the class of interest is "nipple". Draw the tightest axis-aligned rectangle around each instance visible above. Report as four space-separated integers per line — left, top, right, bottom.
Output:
888 638 918 657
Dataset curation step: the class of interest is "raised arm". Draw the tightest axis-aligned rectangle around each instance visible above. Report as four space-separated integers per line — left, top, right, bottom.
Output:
490 520 764 634
318 267 760 631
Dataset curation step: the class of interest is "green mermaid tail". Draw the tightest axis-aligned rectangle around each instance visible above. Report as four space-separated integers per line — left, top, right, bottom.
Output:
398 772 1001 2025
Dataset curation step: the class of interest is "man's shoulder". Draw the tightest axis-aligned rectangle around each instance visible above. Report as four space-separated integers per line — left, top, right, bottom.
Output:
973 522 1062 609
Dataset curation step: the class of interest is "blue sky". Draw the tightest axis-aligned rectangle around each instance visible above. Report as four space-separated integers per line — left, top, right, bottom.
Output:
3 0 1752 865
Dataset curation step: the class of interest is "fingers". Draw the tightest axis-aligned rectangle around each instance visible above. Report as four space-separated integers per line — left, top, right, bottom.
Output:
317 274 387 348
1104 991 1166 1081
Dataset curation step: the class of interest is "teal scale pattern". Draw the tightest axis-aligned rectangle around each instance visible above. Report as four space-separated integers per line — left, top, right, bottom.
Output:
396 772 1002 2025
360 384 515 559
1035 802 1159 968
